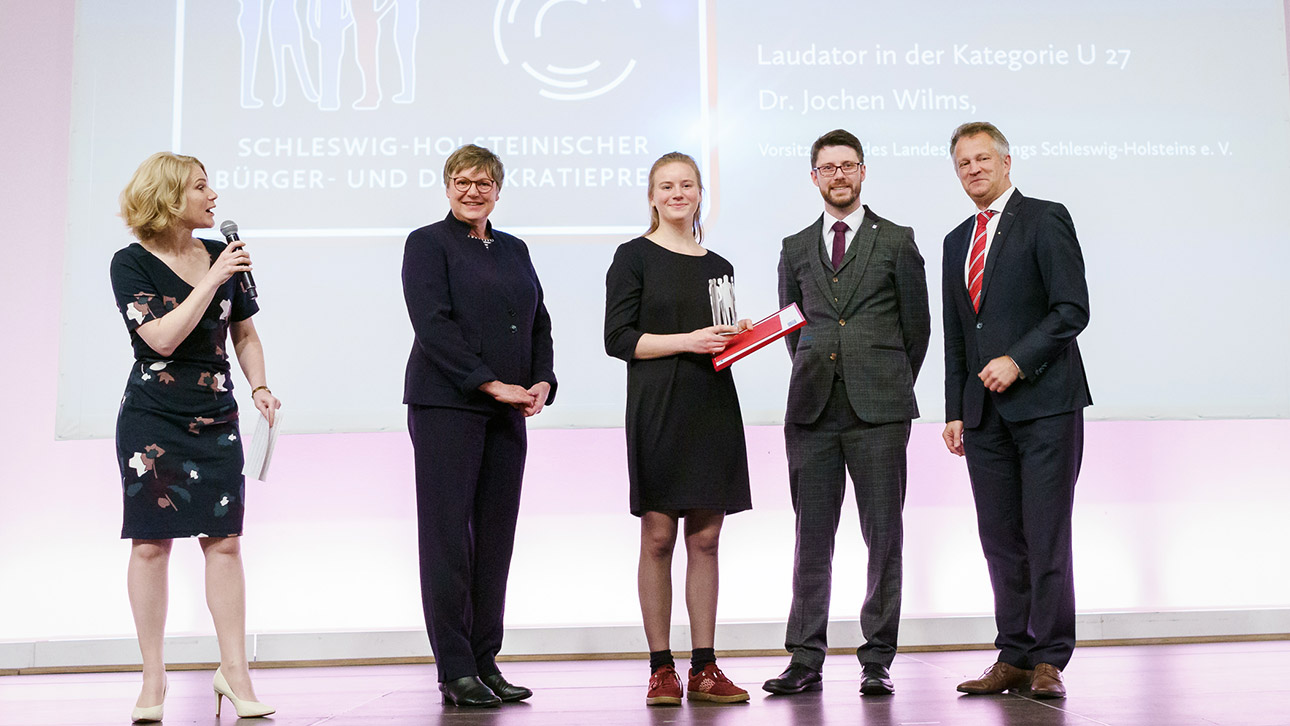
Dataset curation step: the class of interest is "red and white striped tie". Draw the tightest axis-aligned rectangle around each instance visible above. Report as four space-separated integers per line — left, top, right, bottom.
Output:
968 209 997 313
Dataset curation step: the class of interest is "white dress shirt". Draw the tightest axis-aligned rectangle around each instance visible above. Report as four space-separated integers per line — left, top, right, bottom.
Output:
821 205 867 267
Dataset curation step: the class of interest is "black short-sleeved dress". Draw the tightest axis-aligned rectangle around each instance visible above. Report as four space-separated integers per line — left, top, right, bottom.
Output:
604 237 752 517
110 240 259 539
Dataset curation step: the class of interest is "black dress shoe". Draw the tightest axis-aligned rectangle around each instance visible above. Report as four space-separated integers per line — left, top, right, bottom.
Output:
439 676 502 707
763 664 823 694
481 673 533 702
859 663 894 696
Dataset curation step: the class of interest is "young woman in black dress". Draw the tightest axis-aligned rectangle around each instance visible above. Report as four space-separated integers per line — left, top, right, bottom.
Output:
111 152 280 722
604 152 753 706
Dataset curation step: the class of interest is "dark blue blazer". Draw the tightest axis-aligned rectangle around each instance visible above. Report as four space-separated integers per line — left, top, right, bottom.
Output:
942 190 1091 427
402 213 557 412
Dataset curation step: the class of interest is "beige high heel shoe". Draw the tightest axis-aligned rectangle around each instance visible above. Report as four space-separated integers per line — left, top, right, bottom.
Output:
131 679 167 723
213 666 275 718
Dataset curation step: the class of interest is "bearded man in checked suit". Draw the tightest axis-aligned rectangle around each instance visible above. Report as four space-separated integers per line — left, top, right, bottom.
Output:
763 129 930 698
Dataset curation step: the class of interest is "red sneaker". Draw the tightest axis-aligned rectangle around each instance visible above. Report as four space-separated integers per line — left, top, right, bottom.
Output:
687 663 750 703
646 665 683 706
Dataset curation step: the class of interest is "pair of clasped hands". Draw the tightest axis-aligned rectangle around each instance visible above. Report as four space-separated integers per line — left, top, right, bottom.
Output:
479 318 753 416
479 380 552 417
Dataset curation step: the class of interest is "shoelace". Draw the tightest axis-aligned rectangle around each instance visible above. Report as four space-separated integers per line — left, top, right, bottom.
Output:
650 668 677 687
693 665 731 686
980 663 1009 679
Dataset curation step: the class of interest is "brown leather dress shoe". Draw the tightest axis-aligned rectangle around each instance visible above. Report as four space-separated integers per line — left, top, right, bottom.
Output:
1029 663 1066 698
956 662 1033 694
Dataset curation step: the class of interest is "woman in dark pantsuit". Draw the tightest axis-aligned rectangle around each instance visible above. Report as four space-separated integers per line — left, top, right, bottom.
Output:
401 144 557 708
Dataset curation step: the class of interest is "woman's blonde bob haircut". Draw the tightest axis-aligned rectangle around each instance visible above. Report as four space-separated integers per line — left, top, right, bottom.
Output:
119 152 206 240
644 152 704 244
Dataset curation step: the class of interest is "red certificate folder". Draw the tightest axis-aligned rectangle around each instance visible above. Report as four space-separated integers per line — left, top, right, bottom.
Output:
712 303 807 371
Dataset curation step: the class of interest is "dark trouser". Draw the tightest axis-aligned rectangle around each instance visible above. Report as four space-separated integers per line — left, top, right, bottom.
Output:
964 394 1083 671
408 404 527 683
784 379 910 670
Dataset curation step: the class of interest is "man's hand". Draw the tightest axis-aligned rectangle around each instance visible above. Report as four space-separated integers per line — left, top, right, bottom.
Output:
978 356 1021 393
942 420 965 456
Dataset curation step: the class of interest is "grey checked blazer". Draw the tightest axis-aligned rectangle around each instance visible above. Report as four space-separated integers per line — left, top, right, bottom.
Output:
778 207 931 425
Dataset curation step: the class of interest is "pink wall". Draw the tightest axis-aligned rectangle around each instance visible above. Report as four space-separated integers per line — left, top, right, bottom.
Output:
2 1 1287 645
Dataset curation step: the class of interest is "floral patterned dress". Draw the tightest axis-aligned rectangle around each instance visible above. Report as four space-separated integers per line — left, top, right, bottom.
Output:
110 240 259 539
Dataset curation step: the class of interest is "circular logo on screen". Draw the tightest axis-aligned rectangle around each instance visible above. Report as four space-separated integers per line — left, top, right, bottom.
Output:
493 0 641 101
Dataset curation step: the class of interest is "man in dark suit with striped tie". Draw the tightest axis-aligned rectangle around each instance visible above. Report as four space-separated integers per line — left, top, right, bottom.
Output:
763 129 930 697
941 121 1092 699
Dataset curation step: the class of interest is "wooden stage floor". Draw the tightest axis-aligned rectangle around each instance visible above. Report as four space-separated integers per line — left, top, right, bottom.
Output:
2 640 1287 725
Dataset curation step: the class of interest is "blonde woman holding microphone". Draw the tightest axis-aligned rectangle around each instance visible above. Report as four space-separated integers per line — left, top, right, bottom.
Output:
112 152 280 721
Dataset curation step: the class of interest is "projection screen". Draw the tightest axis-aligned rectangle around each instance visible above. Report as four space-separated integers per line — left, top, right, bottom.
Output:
57 0 1290 438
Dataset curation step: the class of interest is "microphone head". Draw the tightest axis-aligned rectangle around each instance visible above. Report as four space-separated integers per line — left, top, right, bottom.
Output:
219 220 239 238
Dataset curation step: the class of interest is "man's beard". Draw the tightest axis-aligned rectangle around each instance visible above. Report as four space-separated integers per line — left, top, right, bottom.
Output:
820 181 859 208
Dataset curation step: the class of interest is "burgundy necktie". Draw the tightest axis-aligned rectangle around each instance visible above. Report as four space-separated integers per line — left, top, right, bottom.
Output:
830 220 848 270
968 210 997 312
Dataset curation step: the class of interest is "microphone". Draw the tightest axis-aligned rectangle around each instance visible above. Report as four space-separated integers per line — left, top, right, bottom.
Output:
219 220 257 299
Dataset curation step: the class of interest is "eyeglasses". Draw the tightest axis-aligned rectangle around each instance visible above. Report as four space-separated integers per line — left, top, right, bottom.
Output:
812 161 862 177
452 177 495 193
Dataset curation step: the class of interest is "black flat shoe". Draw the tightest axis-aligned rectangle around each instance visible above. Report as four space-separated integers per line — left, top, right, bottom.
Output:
439 676 502 707
859 663 894 696
481 673 533 702
763 664 823 694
